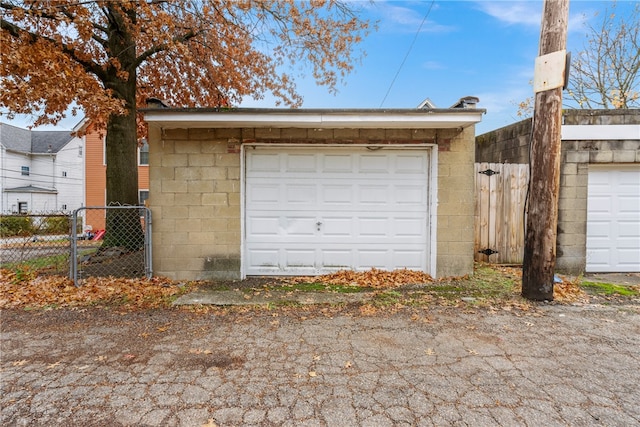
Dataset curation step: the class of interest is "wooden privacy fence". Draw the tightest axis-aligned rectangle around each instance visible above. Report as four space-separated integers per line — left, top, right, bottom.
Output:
474 163 529 264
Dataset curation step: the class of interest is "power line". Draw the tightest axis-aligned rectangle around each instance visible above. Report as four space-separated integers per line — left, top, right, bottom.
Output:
379 0 436 108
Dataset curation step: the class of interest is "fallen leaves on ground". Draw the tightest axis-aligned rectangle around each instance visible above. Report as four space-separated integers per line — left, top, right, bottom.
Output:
553 276 589 303
282 268 434 289
486 265 589 304
0 264 603 310
0 269 188 309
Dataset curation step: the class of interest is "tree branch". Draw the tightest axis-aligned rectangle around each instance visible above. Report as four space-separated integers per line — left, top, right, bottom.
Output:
133 29 198 69
0 18 107 82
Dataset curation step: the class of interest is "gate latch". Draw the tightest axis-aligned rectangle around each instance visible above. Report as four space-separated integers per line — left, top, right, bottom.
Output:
478 248 498 256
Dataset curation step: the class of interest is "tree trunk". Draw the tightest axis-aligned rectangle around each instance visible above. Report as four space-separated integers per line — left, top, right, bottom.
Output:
522 0 569 301
101 109 145 251
100 4 144 251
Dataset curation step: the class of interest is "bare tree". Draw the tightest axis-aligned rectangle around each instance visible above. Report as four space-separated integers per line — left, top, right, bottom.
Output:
567 1 640 109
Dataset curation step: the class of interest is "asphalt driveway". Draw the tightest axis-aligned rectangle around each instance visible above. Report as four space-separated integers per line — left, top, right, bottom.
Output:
2 302 639 426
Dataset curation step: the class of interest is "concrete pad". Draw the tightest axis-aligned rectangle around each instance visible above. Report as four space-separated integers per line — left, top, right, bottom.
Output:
173 288 370 306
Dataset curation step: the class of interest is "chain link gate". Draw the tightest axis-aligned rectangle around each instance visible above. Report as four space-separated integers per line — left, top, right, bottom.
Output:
71 206 152 286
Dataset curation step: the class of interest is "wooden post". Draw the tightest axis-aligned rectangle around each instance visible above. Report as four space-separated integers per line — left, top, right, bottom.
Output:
522 0 569 300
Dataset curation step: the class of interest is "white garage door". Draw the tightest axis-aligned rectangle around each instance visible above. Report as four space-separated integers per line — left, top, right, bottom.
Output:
586 166 640 272
244 147 431 276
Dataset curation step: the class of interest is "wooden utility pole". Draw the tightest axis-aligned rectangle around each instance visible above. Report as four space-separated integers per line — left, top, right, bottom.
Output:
522 0 570 300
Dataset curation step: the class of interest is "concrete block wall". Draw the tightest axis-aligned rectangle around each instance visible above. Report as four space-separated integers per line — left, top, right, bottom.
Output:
148 127 242 281
148 125 476 280
475 109 640 274
435 126 476 277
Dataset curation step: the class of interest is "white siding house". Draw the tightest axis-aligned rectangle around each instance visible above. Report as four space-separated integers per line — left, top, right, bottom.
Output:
0 123 84 213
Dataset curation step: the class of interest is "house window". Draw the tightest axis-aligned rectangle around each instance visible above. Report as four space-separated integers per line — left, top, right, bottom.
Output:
62 171 67 177
139 190 149 206
18 202 28 213
21 166 29 176
139 140 149 165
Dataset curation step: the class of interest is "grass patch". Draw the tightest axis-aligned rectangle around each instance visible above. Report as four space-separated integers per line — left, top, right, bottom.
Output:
581 281 639 297
2 252 70 274
430 265 519 301
372 290 403 306
265 282 371 294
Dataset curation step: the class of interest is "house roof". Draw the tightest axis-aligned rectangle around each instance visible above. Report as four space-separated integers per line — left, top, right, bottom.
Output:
0 123 75 154
4 185 57 194
143 107 485 130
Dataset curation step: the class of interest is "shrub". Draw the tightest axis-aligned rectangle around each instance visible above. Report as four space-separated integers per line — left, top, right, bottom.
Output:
0 215 33 237
42 215 71 235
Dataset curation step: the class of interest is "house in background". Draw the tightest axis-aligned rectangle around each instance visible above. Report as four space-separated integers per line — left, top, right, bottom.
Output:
0 122 83 214
77 119 150 230
476 109 640 274
1 120 150 227
144 102 484 281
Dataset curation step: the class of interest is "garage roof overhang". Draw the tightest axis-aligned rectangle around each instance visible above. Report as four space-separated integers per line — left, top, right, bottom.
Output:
143 108 485 130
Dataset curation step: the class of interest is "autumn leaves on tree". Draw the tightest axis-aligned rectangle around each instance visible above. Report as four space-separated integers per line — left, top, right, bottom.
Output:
1 0 368 248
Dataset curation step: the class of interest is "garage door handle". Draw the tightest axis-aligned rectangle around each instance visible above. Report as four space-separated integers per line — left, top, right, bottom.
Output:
316 221 322 231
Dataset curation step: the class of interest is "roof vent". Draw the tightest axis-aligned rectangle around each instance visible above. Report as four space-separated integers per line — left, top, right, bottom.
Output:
145 97 171 109
417 98 437 109
450 96 479 109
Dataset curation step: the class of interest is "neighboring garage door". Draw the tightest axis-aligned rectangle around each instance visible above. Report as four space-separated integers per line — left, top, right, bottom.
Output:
245 146 431 276
586 165 640 272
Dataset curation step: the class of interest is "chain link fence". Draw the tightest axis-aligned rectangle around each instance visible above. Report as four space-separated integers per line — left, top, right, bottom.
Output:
0 213 73 275
1 207 152 286
71 206 152 286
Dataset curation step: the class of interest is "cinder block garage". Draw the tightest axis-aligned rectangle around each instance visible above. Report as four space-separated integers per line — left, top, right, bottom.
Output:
476 109 640 274
144 107 484 281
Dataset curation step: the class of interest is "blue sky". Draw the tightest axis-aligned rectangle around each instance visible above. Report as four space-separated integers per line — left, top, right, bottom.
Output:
245 0 633 134
4 0 634 134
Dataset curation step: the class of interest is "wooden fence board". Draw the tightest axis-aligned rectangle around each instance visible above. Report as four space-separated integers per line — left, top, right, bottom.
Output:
474 163 529 264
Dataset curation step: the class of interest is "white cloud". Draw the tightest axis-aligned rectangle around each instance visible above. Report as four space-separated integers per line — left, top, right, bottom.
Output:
474 1 542 27
422 60 445 70
474 0 594 34
370 1 455 33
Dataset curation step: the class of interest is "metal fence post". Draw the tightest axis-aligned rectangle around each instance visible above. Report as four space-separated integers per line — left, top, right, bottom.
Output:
71 209 79 284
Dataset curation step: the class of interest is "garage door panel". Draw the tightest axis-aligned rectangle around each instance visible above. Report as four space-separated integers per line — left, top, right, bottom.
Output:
321 250 353 268
619 249 640 266
247 217 280 236
322 154 353 172
395 154 426 173
395 218 425 237
358 217 389 237
284 249 316 267
357 249 391 269
587 167 640 272
359 185 390 204
619 196 640 213
396 185 426 204
359 154 390 173
619 220 640 237
286 185 317 204
248 153 281 172
284 217 317 236
247 248 280 269
245 147 431 275
287 153 316 171
393 250 425 269
248 184 280 203
321 217 353 237
322 185 353 204
587 221 611 238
